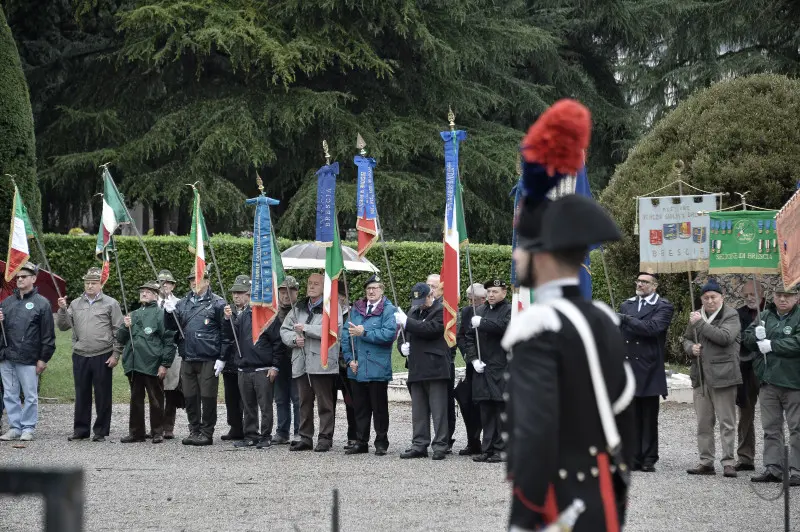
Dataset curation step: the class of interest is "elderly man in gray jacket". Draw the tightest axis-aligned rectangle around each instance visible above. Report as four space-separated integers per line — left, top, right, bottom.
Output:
57 267 124 442
683 280 742 478
280 273 341 452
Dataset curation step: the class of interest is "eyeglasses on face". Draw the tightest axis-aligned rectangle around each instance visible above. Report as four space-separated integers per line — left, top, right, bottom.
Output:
635 279 653 285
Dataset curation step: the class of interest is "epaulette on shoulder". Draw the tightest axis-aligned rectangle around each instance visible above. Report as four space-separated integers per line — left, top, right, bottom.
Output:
626 296 637 302
501 304 562 351
592 300 620 326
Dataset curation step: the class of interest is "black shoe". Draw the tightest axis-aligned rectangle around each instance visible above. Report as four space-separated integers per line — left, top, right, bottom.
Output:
272 435 290 445
458 446 481 456
751 471 783 483
400 449 428 459
735 462 755 471
92 435 106 442
641 464 656 473
67 433 89 442
486 453 505 463
790 475 800 487
194 434 213 446
290 441 313 451
152 434 164 444
686 464 715 475
432 451 446 460
182 433 200 446
631 464 642 472
314 441 332 452
375 448 387 456
255 437 272 449
345 444 369 455
343 440 357 450
144 432 152 439
234 439 258 448
473 453 492 463
120 434 145 444
221 431 244 441
164 432 175 440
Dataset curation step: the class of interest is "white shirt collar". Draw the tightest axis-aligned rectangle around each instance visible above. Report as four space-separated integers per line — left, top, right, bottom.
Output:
640 292 659 305
533 277 580 304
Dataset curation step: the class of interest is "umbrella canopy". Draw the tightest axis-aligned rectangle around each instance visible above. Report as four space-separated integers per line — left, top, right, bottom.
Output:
0 260 67 313
281 243 379 272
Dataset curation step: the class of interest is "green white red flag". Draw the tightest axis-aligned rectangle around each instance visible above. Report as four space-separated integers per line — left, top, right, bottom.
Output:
188 187 208 281
95 168 129 256
321 219 344 368
5 184 35 282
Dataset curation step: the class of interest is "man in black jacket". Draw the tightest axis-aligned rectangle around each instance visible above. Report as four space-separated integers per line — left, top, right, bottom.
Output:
220 276 248 442
455 283 486 456
395 282 451 460
734 279 764 471
618 271 674 472
0 262 56 442
464 279 512 463
223 275 285 449
165 269 232 446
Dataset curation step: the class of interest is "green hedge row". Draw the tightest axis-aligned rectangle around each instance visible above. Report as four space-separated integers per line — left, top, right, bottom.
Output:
39 235 519 310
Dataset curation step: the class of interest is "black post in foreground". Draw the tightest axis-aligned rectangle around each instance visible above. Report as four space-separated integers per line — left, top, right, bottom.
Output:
784 445 791 532
0 468 83 532
332 488 340 532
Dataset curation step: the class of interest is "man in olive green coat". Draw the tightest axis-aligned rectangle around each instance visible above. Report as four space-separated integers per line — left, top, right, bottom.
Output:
744 282 800 486
117 281 176 444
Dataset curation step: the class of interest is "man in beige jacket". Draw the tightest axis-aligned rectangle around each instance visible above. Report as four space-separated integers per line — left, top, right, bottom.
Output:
684 280 742 478
57 267 124 442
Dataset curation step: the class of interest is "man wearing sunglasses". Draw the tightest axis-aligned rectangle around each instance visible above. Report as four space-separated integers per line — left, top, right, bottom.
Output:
0 262 56 441
618 272 674 472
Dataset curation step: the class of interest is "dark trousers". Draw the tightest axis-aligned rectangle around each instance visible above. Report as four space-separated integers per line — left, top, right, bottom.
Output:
127 372 165 438
336 368 358 441
72 353 113 437
181 360 219 438
479 400 505 454
737 360 760 465
351 380 389 449
447 361 456 446
163 389 184 434
409 379 449 453
274 370 299 439
296 374 336 445
238 371 274 440
456 364 482 449
222 371 244 437
633 395 660 467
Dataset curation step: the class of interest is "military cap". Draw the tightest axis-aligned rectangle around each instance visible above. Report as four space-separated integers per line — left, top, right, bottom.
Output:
364 274 383 289
157 269 176 283
18 262 38 275
82 267 103 281
138 280 161 294
701 279 723 295
410 282 431 307
230 275 252 293
484 279 508 290
186 268 210 281
774 280 799 295
278 275 299 290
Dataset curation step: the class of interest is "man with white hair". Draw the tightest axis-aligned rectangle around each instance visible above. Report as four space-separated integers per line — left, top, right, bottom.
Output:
455 283 486 455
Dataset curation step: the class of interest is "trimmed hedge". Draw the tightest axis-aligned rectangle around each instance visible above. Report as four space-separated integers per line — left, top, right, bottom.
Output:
40 234 517 310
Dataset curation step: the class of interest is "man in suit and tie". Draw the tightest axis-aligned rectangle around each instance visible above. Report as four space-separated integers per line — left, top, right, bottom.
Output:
618 272 674 472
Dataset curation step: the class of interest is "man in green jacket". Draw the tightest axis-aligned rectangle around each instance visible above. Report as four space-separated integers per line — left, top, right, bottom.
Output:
117 281 176 444
743 282 800 486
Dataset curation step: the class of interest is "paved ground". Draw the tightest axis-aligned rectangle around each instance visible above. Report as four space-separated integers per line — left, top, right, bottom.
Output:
0 402 796 531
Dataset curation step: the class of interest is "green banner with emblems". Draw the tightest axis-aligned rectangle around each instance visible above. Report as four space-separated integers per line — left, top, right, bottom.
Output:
708 210 780 273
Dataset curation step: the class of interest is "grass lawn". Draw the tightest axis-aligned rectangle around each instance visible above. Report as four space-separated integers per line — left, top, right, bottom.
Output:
40 330 464 404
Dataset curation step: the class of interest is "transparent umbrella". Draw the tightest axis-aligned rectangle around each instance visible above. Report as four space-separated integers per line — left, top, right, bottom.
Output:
280 243 379 272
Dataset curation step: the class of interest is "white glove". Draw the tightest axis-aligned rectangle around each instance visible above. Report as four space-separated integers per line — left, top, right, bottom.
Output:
755 325 766 340
757 339 772 354
163 299 176 313
400 342 410 357
472 360 486 373
213 360 226 377
394 310 408 328
471 315 482 328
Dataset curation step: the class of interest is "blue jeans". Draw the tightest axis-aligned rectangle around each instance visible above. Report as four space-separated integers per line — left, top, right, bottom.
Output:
274 370 299 439
0 361 39 432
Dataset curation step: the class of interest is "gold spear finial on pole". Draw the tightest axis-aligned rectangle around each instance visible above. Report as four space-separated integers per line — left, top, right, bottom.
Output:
99 162 112 169
255 172 265 196
356 133 366 156
448 107 456 132
322 140 331 165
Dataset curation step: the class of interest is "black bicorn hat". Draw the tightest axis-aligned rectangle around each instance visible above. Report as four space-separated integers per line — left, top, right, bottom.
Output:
516 194 621 253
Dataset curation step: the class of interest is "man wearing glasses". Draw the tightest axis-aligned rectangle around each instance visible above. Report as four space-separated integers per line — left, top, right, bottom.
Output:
0 262 56 441
618 272 674 472
743 282 800 486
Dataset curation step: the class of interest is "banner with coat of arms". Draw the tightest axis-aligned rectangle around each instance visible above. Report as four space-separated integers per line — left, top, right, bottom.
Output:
638 195 717 273
708 210 780 274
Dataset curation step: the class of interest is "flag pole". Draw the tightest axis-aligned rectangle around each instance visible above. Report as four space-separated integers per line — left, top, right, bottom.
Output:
110 237 136 358
340 266 358 363
449 110 482 362
99 163 159 280
201 218 243 359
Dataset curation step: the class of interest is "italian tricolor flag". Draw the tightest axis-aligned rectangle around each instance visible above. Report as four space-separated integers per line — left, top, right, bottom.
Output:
320 220 344 368
442 181 467 347
5 185 34 282
94 169 129 287
188 187 208 281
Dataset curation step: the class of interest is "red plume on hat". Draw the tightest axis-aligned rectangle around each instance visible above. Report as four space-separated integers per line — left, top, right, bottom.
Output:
519 99 591 202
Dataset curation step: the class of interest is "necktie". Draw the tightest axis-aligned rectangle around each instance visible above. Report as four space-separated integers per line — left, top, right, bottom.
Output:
367 304 373 315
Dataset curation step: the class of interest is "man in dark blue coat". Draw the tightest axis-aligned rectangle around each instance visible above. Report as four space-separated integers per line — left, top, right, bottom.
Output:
618 272 674 472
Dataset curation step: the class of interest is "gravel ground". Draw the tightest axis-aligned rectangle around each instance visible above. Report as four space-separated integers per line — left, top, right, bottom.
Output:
0 401 796 531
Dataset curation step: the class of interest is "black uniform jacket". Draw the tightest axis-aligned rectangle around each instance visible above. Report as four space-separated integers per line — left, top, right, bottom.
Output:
401 300 451 383
502 285 635 532
464 299 511 402
619 294 674 397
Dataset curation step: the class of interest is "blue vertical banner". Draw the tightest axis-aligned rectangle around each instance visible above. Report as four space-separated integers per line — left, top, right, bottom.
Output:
440 130 468 232
246 195 280 306
510 179 523 286
315 162 340 245
575 166 594 300
354 155 378 257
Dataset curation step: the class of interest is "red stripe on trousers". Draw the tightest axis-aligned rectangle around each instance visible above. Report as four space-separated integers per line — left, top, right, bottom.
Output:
597 452 620 532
